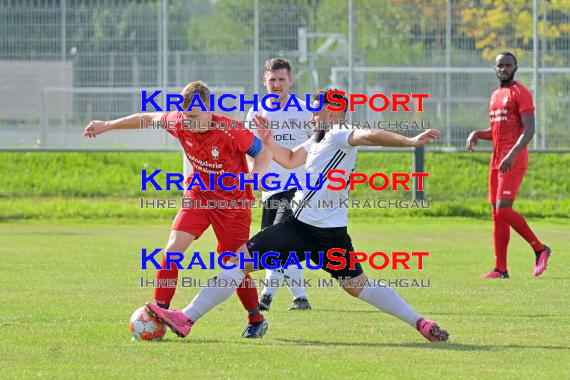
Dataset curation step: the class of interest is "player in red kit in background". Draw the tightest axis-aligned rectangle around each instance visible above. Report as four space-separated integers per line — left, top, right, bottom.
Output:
467 52 551 279
83 81 273 338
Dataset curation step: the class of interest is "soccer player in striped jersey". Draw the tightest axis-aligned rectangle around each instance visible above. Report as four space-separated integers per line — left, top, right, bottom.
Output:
467 52 551 279
145 89 449 343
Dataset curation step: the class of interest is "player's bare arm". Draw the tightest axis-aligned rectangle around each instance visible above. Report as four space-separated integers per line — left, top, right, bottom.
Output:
349 129 441 148
466 128 492 152
248 144 273 178
499 113 535 173
83 112 164 138
255 115 309 169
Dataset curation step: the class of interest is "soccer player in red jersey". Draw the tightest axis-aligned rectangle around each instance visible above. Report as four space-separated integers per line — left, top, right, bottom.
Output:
467 52 551 279
83 81 273 337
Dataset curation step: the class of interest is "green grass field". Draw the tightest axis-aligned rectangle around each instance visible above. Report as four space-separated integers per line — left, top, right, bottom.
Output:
1 218 568 379
1 152 568 378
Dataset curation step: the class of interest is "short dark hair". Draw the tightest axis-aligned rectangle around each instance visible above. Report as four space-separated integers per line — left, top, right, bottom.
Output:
497 51 518 65
263 58 292 74
312 88 348 113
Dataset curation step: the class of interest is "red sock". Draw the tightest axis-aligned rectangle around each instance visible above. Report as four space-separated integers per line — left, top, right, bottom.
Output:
493 208 510 272
236 274 263 324
496 207 545 252
154 254 178 307
220 253 263 323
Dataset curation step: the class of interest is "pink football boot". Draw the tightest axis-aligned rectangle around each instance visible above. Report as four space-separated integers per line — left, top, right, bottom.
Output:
480 269 510 279
416 318 449 342
534 246 552 277
145 302 193 338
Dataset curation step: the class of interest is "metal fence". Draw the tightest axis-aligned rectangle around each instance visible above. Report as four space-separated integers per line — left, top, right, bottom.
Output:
0 0 569 150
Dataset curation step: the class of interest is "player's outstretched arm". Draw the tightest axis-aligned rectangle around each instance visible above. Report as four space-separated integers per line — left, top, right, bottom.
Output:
466 128 492 152
83 112 164 138
255 115 308 169
348 129 441 148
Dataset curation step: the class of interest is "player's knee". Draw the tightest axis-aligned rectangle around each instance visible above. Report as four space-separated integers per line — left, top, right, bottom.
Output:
165 231 195 252
341 284 362 297
165 242 187 254
228 254 240 266
338 274 367 297
241 248 258 274
228 245 256 275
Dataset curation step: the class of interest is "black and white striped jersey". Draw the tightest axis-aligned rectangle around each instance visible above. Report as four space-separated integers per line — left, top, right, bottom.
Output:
292 127 357 228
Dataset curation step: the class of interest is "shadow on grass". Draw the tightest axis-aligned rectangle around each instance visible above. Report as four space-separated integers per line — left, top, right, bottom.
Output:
164 336 569 352
274 338 570 351
165 338 223 345
311 309 378 314
424 311 562 318
307 309 564 318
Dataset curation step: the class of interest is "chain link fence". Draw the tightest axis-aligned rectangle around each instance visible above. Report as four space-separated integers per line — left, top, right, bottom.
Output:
0 0 568 150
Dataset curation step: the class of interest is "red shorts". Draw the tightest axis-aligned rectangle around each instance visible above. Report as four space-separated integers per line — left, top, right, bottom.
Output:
172 206 251 254
488 168 526 204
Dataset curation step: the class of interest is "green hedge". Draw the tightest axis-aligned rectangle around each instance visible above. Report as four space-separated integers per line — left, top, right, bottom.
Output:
0 151 568 219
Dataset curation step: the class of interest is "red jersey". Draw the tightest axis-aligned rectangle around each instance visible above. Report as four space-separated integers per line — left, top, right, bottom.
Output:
489 81 534 170
161 112 256 203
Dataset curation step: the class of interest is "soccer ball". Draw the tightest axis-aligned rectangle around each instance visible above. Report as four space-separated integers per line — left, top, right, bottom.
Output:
129 306 167 341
